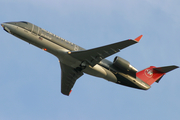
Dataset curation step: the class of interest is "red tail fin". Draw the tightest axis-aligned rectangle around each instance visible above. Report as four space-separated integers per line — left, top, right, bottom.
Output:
136 66 178 85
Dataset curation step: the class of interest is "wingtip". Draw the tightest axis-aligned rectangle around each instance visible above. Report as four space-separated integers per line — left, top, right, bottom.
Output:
69 90 72 95
134 35 143 42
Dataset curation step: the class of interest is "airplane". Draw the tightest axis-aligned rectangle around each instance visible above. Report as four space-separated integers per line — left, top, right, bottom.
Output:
1 21 179 96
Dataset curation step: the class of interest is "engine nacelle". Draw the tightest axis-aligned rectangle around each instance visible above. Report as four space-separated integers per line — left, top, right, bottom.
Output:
113 56 138 76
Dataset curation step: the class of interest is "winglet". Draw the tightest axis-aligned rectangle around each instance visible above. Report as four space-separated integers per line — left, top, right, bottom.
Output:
69 90 72 95
134 35 143 42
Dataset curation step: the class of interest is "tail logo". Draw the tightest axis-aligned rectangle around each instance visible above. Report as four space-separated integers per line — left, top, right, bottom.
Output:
144 69 153 78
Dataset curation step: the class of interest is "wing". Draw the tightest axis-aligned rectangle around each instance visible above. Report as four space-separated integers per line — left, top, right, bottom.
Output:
69 35 142 67
60 62 83 96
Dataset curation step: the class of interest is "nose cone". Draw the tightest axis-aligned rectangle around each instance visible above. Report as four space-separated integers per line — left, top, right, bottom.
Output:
1 23 11 33
1 23 5 28
1 22 15 27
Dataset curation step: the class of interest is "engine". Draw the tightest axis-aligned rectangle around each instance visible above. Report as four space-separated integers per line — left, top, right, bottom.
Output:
113 56 138 77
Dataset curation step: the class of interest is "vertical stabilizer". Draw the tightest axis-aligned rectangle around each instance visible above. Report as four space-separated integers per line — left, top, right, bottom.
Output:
136 65 178 85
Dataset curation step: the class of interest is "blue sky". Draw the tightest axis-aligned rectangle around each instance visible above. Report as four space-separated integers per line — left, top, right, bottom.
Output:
0 0 180 120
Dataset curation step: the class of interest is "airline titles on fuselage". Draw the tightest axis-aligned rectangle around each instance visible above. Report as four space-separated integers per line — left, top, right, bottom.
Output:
40 28 74 47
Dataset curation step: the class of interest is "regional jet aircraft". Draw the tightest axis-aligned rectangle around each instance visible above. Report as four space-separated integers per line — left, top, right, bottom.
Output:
1 21 179 96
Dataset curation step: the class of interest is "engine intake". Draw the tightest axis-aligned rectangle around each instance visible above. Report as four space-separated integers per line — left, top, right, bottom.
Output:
113 56 137 77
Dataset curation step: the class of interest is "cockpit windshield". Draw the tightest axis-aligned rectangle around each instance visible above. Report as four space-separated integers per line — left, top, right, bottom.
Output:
20 21 28 24
16 21 32 30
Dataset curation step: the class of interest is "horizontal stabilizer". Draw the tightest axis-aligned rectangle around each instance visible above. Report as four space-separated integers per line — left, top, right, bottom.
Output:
153 65 179 73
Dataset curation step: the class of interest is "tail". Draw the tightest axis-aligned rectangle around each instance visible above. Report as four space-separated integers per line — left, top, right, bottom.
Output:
136 65 179 85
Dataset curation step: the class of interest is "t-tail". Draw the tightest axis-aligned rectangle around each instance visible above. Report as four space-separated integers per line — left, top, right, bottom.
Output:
136 65 179 86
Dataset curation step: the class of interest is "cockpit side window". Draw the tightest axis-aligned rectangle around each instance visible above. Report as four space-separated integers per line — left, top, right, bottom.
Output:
16 21 32 31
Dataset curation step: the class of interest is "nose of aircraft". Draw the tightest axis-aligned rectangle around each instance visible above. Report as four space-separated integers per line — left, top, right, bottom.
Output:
1 23 4 28
1 23 11 33
1 22 14 27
